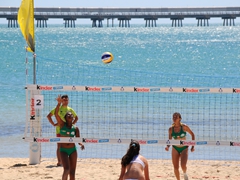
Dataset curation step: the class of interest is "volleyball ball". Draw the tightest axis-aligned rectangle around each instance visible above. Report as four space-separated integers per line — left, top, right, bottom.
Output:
101 52 114 64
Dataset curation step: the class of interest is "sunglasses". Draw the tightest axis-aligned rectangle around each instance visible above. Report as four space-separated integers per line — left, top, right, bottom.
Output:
66 113 73 117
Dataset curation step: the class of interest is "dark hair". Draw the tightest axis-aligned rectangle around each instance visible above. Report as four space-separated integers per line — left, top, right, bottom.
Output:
121 140 140 167
173 112 181 119
61 94 68 99
64 111 73 121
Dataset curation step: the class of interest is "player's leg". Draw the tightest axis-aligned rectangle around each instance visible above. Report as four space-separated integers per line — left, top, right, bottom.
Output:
172 146 181 180
69 149 78 180
60 149 70 180
180 147 189 180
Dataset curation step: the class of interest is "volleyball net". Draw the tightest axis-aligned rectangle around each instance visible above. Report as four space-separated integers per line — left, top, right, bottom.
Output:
22 55 240 163
24 84 240 161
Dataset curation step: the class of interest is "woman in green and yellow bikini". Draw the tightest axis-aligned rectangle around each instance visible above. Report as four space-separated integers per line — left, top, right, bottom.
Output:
55 95 85 180
165 112 195 180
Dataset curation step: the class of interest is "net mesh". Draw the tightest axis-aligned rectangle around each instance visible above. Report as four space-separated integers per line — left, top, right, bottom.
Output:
24 55 240 161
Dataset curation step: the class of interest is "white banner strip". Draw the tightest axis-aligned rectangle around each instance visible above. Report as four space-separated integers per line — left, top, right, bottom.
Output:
23 137 240 147
26 85 240 94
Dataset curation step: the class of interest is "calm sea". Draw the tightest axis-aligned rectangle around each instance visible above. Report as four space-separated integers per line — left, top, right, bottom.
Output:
0 23 240 160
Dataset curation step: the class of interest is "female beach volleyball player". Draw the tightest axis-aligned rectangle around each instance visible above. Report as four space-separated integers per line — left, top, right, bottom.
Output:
165 112 195 180
55 95 85 180
119 140 150 180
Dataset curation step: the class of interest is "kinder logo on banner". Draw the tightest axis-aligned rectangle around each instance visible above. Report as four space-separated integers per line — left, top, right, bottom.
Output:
230 141 240 146
34 138 50 143
37 85 53 90
82 138 98 143
85 86 101 91
138 140 147 144
180 141 196 146
134 87 150 92
183 88 198 93
233 88 240 93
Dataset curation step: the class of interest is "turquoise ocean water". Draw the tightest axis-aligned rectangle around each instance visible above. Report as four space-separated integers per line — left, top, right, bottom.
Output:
0 23 240 160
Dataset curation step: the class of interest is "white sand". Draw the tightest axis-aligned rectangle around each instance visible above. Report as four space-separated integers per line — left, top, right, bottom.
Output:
0 158 239 180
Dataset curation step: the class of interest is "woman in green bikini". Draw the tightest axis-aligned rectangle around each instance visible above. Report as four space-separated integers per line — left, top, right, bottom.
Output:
55 95 85 180
165 112 195 180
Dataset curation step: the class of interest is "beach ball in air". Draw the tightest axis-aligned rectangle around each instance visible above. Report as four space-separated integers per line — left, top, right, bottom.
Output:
101 52 114 64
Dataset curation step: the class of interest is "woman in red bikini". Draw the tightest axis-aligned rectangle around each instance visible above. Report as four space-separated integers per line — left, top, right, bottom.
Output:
165 112 195 180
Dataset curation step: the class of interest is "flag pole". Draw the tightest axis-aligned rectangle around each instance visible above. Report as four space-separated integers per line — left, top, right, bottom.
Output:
33 53 36 84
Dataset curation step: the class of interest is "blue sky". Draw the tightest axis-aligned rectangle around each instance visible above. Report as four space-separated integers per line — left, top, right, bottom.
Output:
0 0 240 24
1 0 240 7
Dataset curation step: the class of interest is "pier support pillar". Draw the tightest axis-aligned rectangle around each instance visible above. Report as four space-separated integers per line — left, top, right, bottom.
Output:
63 18 76 28
107 18 114 27
170 17 184 27
118 18 131 27
36 18 49 28
144 18 158 27
196 17 210 26
7 17 18 28
222 17 236 26
91 18 104 27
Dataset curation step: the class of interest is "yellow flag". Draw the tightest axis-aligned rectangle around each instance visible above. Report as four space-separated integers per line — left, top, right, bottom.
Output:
18 0 35 53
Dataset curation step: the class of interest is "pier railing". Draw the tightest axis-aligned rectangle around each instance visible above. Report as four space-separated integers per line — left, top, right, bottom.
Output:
1 7 240 27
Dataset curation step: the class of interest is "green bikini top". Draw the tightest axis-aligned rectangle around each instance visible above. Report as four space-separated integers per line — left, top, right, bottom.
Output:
60 124 76 137
172 125 186 139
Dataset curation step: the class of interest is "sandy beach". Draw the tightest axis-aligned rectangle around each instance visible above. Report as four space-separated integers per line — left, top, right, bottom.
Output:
0 158 239 180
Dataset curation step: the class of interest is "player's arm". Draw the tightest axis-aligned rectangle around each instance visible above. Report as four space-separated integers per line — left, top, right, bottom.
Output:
75 127 84 150
118 165 126 180
73 115 78 125
184 125 195 151
70 108 78 124
47 112 57 126
55 95 64 127
165 127 172 151
144 159 150 180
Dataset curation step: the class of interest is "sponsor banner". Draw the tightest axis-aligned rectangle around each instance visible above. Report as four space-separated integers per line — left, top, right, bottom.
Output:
196 141 208 145
82 138 98 143
85 86 101 91
180 140 196 146
53 86 63 90
98 139 110 143
30 97 35 120
147 140 158 144
37 85 53 91
101 87 112 91
183 88 199 93
50 138 60 142
28 85 240 94
138 140 147 144
233 88 240 93
230 141 240 146
199 89 210 93
34 138 50 143
150 88 160 92
134 87 150 92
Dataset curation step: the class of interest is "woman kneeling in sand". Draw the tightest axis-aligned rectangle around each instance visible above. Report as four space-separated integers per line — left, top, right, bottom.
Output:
119 140 150 180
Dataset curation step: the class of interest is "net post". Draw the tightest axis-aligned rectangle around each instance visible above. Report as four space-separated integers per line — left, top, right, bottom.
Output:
29 89 42 165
